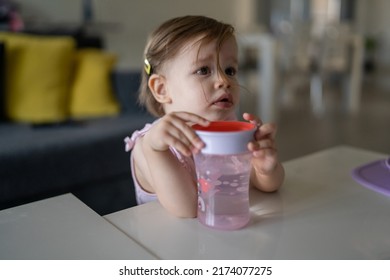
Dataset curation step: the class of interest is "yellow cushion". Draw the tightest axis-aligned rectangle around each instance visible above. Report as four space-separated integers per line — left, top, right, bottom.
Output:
69 49 120 119
0 32 75 123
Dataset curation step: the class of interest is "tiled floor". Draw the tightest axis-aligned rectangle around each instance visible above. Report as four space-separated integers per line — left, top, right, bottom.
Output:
274 78 390 161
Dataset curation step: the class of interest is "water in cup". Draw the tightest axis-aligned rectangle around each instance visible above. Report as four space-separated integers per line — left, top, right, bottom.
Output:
192 121 256 230
194 152 252 230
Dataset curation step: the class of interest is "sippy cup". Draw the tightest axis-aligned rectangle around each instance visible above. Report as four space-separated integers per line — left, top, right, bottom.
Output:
192 121 256 230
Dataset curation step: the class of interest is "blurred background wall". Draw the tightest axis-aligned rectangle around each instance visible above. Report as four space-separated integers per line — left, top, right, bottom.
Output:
9 0 389 77
13 0 241 70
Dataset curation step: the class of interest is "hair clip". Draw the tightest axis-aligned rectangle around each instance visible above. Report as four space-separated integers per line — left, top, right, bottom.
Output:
144 58 152 76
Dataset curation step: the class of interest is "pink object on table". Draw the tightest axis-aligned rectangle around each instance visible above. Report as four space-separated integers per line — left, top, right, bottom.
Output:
193 121 256 230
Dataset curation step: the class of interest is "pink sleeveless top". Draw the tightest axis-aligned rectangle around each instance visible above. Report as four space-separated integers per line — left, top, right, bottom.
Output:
124 121 196 205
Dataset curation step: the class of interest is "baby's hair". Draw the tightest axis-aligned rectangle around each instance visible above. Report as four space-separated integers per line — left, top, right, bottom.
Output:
139 15 235 117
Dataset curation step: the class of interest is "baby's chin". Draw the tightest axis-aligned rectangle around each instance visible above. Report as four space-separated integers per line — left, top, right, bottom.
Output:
208 111 237 122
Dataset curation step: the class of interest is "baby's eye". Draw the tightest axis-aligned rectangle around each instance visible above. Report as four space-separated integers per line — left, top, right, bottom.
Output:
196 66 211 75
225 67 237 76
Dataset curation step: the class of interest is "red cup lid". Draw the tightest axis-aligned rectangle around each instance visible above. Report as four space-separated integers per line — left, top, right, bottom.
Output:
192 121 255 132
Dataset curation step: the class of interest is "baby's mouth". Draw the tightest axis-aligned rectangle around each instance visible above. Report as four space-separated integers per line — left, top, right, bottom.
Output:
212 94 233 109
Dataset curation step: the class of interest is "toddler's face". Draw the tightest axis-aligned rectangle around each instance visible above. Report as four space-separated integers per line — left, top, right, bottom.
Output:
162 35 240 121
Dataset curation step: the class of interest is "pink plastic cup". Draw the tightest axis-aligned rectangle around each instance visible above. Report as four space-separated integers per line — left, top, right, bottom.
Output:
192 121 256 230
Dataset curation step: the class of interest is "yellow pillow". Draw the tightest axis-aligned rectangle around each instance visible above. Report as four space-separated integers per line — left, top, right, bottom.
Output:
0 32 75 123
69 49 120 119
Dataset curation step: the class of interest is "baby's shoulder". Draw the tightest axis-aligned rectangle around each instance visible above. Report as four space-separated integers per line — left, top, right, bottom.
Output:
125 122 154 152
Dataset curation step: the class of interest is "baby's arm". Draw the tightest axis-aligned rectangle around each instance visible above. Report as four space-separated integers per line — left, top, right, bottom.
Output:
135 112 209 218
250 160 285 192
243 113 285 192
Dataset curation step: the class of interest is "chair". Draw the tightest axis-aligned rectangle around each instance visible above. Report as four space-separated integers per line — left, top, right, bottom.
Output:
276 21 362 116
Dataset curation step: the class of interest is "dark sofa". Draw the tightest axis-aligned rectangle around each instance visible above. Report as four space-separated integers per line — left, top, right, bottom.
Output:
0 70 155 215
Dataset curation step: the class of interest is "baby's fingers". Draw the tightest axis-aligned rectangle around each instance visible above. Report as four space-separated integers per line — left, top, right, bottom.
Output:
175 111 210 127
167 133 197 156
257 123 277 140
243 112 262 127
165 127 203 156
248 139 276 152
168 118 206 151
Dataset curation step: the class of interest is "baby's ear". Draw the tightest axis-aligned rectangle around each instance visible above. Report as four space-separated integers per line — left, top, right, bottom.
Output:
148 74 171 104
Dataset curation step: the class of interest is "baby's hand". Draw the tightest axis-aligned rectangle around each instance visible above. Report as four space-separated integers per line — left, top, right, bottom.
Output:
243 113 279 174
144 112 209 156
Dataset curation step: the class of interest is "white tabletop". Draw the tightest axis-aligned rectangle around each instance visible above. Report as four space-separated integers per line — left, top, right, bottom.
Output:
0 194 156 259
105 146 390 259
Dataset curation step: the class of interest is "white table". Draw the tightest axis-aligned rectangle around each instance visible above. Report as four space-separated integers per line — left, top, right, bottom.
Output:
0 194 156 259
105 146 390 259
